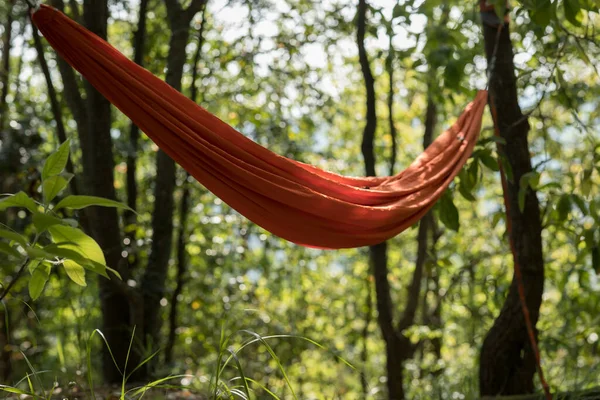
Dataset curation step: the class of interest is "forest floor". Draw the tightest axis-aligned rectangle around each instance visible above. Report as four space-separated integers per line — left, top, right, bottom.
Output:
2 385 209 399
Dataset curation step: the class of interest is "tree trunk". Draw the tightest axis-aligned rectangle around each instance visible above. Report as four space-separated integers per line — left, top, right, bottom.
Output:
125 0 149 267
0 1 15 382
0 308 12 382
356 2 404 397
479 9 545 397
141 0 206 359
47 0 143 383
31 21 79 195
0 0 14 131
360 276 372 400
165 8 206 363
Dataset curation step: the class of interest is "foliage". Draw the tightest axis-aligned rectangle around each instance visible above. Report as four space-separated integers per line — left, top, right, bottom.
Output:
0 0 598 398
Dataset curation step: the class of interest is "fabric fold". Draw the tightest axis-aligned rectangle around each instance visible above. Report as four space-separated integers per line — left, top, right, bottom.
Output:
32 5 488 249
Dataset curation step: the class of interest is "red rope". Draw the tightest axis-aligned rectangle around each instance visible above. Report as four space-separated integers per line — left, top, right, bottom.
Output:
488 94 552 400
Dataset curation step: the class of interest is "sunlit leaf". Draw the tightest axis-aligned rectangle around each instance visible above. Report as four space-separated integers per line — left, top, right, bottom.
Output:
564 0 583 26
43 175 69 204
32 213 63 233
54 195 133 212
0 192 38 213
48 225 106 265
63 260 87 287
29 262 51 300
42 139 71 180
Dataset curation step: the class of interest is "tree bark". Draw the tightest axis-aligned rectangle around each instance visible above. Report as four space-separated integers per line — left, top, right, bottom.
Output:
141 0 206 359
0 0 14 131
479 10 545 397
357 2 436 398
125 0 149 265
0 1 16 382
360 276 372 400
31 21 79 195
165 8 206 364
47 0 142 383
386 34 397 176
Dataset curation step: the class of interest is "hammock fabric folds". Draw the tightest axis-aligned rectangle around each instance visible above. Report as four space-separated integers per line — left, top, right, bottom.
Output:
31 5 488 249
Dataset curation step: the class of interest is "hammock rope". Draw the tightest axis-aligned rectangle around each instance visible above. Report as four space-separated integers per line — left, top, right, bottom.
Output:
30 4 487 249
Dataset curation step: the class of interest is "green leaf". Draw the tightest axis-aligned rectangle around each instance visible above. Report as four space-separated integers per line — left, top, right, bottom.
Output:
43 175 69 204
491 136 507 145
439 191 459 232
0 385 33 396
42 139 71 181
32 243 110 279
492 212 503 229
0 228 28 245
32 213 63 233
556 194 572 222
47 225 106 266
592 246 600 274
0 242 21 258
498 153 514 183
493 0 507 20
459 169 474 192
518 187 527 213
478 150 500 172
63 260 87 286
54 195 133 212
29 262 51 300
0 192 38 213
459 182 476 202
564 0 582 26
530 0 555 26
570 194 588 215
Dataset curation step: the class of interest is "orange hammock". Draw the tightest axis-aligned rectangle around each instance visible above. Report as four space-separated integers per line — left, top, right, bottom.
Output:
31 5 487 249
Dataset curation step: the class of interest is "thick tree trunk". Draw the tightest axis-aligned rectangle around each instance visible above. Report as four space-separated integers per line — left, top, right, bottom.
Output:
83 0 138 381
46 0 142 383
141 0 206 358
479 11 545 397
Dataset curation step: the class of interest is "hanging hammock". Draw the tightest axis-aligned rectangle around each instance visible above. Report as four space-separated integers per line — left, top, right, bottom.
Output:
31 5 488 249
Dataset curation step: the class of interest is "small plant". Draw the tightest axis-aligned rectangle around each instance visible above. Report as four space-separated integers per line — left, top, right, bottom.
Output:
0 139 130 301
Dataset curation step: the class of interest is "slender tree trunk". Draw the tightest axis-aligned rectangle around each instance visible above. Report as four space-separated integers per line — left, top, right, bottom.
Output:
357 2 403 396
30 21 79 195
360 276 372 400
0 308 12 382
479 8 545 396
125 0 149 266
386 34 397 176
0 0 14 131
0 2 16 382
357 2 435 398
141 0 206 358
165 8 206 363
